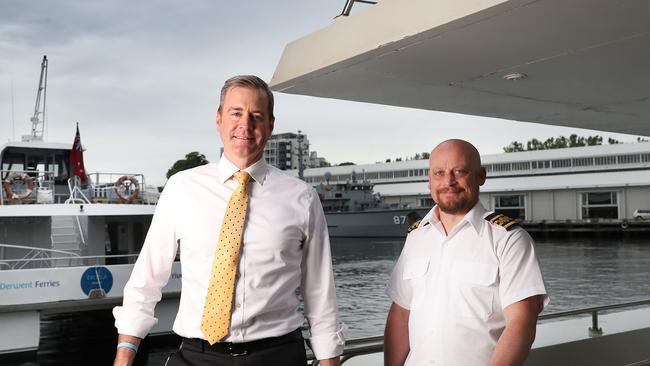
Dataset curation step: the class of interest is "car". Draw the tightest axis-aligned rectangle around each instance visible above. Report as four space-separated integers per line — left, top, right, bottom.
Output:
633 209 650 220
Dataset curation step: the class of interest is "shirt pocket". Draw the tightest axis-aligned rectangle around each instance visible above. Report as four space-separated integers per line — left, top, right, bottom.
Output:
403 258 430 309
450 260 497 320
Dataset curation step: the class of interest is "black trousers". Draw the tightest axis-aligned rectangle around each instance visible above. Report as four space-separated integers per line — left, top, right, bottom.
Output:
165 329 308 366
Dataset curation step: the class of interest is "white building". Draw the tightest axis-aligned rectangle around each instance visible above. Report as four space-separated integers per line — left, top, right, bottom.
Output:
263 132 329 171
263 132 309 171
300 142 650 222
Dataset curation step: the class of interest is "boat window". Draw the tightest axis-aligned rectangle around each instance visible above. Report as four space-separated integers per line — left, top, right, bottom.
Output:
494 194 526 220
581 191 618 219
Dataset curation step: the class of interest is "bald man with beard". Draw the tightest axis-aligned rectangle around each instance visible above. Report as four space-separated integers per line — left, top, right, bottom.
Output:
384 139 549 366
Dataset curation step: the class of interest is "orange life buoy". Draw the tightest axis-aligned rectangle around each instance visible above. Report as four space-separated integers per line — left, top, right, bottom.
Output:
114 175 140 202
2 173 34 200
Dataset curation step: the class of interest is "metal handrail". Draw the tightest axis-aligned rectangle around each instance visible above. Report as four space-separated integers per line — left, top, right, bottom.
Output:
308 298 650 365
0 253 139 262
0 253 140 269
0 243 81 257
0 243 81 269
75 215 86 246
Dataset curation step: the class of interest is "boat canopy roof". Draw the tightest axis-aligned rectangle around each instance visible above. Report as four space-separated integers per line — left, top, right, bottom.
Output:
0 141 71 153
271 0 650 136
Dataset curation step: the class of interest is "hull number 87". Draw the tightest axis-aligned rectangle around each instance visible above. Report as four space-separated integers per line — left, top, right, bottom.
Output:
393 216 406 225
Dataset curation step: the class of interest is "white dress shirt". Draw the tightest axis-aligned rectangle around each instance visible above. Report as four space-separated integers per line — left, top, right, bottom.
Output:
387 202 549 366
113 156 345 359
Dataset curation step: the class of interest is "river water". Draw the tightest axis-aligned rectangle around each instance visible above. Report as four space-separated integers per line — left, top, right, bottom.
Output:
8 236 650 365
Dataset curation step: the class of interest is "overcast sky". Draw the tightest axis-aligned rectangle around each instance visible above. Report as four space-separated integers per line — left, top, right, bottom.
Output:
0 1 640 186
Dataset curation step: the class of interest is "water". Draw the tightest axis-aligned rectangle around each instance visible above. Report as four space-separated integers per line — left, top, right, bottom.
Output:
7 237 650 365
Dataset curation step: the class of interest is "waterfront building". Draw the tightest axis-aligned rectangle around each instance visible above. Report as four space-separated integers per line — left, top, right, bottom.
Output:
300 142 650 222
263 132 329 172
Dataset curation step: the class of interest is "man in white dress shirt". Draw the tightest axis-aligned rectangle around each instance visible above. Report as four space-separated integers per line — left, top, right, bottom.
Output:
384 139 548 366
113 75 345 366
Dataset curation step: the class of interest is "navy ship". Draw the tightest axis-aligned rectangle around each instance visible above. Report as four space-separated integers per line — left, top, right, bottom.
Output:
316 172 429 237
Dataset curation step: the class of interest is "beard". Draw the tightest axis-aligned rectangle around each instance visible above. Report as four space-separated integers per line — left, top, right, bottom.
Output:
435 188 474 215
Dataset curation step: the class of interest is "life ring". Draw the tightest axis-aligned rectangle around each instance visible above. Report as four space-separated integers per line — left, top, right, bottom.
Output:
621 220 629 229
114 175 140 202
2 173 34 200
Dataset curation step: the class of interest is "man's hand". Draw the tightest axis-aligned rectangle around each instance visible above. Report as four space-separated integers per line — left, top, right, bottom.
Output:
488 295 542 366
113 334 142 366
319 356 342 366
384 302 410 366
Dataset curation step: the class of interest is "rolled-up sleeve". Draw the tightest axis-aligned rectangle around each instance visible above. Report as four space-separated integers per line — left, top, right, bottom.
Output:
300 189 346 360
112 176 180 338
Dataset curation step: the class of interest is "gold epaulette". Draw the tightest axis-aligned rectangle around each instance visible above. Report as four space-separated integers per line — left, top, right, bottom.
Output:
484 212 520 231
407 220 422 234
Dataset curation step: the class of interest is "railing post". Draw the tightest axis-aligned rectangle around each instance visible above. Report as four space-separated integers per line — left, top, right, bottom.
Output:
589 310 603 337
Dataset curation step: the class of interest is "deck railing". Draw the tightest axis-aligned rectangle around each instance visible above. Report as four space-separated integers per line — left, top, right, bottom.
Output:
0 243 81 269
306 298 650 365
0 244 144 268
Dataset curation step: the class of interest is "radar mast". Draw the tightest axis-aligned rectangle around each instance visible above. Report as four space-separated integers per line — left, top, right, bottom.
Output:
22 55 48 142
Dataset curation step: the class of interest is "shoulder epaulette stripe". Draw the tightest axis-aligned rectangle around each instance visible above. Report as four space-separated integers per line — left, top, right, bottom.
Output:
485 212 520 231
407 220 421 234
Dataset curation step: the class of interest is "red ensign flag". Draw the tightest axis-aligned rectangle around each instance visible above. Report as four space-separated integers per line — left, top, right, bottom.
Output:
70 123 88 183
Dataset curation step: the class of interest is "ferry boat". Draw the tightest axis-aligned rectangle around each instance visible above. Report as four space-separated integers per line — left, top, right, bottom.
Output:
0 56 179 358
270 0 650 364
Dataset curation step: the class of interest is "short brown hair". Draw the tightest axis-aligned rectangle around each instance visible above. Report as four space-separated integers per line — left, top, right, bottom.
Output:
218 75 274 119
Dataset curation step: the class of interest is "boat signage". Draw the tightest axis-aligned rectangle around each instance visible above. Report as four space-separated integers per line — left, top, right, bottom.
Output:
80 266 113 297
0 262 182 306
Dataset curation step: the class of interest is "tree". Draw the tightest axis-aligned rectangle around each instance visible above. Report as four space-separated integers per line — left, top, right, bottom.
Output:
505 134 607 152
608 138 621 144
166 152 209 179
503 141 524 153
338 162 355 166
527 138 544 151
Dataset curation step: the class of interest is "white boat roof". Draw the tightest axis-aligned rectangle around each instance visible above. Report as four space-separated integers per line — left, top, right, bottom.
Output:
375 169 650 197
271 0 650 136
0 141 71 152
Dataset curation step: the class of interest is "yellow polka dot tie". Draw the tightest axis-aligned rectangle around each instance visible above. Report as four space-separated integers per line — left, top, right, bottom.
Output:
201 171 251 344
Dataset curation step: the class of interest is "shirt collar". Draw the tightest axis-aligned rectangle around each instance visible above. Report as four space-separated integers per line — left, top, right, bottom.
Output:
218 155 268 186
426 201 487 234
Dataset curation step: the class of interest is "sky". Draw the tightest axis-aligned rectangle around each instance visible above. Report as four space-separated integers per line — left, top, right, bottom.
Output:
0 0 642 186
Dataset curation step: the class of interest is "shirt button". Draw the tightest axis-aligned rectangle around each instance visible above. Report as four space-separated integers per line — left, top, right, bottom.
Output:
236 303 241 308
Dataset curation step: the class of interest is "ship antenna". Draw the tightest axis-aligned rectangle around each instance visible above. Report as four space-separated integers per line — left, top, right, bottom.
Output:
23 55 48 142
11 76 15 141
